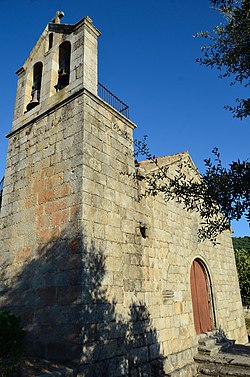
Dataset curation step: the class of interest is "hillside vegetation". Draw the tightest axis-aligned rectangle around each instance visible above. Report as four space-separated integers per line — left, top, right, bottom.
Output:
232 237 250 307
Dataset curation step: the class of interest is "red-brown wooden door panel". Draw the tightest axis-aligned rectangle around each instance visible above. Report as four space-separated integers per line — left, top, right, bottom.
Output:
190 260 212 334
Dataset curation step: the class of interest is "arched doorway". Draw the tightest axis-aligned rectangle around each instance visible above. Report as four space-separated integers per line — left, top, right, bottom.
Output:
190 259 213 334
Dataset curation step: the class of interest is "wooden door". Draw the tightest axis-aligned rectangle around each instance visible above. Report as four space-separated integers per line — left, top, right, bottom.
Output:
190 260 212 334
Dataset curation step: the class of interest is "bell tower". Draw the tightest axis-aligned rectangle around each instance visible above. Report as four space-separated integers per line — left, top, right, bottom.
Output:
0 12 136 364
0 12 103 361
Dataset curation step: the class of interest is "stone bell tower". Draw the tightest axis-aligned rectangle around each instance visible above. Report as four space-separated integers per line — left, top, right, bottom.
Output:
0 12 136 364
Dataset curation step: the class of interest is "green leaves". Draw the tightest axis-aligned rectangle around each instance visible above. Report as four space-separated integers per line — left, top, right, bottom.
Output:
233 236 250 251
0 311 25 376
234 246 250 306
197 0 250 118
134 139 249 242
203 148 250 224
130 1 250 241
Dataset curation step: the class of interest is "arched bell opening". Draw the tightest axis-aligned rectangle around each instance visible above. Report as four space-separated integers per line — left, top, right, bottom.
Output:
190 258 216 335
26 62 43 112
55 41 71 91
48 33 53 50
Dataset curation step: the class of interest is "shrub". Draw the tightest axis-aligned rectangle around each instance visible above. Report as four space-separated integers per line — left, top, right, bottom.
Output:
0 311 25 376
234 249 250 307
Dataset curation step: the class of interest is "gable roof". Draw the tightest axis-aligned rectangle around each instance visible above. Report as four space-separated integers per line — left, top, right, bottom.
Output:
138 151 200 176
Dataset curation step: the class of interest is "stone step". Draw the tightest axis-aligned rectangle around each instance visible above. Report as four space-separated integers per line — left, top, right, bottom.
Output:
200 331 215 338
198 338 216 346
198 333 235 348
197 340 231 356
198 362 250 376
195 352 250 377
195 352 250 366
198 336 234 346
198 345 220 356
198 337 216 347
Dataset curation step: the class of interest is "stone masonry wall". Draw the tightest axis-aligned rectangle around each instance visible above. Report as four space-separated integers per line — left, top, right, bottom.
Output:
0 85 247 376
75 91 247 376
0 95 86 361
0 16 100 362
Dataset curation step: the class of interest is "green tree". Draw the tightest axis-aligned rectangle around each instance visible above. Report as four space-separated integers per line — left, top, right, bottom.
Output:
202 149 250 232
133 0 250 242
196 0 250 118
233 236 250 306
195 0 250 235
234 248 250 306
134 140 249 243
233 236 250 251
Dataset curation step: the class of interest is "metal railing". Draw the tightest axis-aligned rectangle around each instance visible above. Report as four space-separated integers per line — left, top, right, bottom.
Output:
98 82 129 118
0 177 4 211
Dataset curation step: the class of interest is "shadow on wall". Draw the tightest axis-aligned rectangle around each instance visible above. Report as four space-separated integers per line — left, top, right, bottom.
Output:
0 220 170 377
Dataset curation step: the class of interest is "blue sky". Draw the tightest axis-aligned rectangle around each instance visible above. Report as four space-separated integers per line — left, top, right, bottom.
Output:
0 0 249 236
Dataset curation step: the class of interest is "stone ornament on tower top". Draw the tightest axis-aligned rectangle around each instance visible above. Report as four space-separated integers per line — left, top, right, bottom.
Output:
52 11 65 24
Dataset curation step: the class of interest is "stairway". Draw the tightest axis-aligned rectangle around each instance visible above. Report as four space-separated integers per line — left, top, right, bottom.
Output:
194 331 250 376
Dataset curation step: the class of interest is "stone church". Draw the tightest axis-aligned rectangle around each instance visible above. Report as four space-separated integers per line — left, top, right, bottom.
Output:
0 13 247 376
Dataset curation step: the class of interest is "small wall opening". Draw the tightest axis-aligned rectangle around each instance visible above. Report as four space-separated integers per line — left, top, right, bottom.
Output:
26 62 43 112
140 225 147 239
55 41 71 91
49 33 53 50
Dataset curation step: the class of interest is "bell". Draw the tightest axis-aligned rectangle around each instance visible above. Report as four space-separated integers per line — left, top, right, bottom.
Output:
55 67 69 91
26 89 40 111
59 67 68 77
